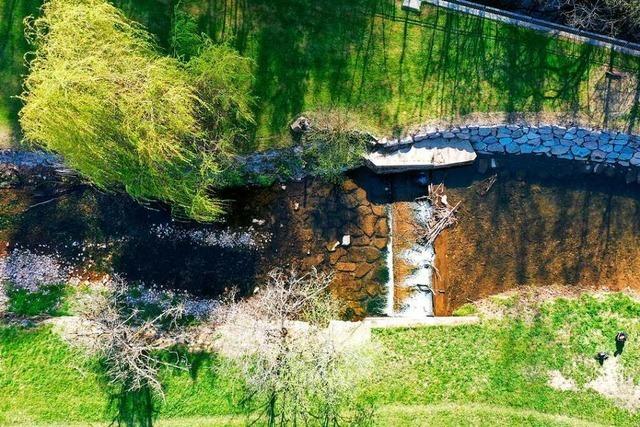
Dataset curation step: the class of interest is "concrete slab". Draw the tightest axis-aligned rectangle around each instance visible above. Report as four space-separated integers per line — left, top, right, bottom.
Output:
365 138 477 173
402 0 422 12
363 316 480 328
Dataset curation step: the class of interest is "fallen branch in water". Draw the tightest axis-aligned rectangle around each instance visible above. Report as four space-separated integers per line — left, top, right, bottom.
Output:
417 183 461 245
24 187 81 211
25 194 67 211
477 174 497 196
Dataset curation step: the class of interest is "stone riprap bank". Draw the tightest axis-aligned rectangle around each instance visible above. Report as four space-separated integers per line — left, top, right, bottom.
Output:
377 125 640 170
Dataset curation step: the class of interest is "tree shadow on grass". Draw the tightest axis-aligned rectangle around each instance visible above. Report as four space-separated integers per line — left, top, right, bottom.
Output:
628 74 640 133
174 0 390 149
109 385 156 427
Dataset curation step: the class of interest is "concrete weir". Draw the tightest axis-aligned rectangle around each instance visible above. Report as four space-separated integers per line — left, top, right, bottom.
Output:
365 139 477 174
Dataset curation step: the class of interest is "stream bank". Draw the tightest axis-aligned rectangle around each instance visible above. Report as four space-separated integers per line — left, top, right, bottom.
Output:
3 148 640 317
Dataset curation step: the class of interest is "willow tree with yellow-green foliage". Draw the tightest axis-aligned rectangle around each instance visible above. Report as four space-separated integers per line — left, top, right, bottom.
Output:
19 0 253 222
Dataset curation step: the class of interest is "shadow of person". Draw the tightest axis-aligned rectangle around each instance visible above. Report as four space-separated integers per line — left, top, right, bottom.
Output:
595 351 609 366
614 331 628 357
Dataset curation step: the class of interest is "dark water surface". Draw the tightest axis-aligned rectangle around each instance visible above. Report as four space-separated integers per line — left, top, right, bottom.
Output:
0 170 390 307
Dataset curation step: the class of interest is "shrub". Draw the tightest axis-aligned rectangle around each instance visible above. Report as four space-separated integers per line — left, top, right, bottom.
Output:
215 269 376 426
301 110 371 183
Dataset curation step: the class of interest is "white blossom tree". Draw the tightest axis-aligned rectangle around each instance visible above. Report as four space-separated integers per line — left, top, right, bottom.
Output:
213 269 376 427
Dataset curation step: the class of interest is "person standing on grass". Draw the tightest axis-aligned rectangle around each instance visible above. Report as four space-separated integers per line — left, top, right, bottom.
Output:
615 331 628 356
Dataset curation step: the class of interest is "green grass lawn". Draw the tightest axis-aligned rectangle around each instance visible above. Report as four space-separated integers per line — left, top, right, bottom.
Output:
172 0 640 149
201 0 640 150
1 292 639 426
0 325 243 425
370 292 640 426
1 0 639 151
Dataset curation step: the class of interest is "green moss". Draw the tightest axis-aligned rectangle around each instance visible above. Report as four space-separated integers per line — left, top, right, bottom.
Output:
254 174 276 187
366 294 387 316
0 213 20 230
374 249 390 285
452 303 477 316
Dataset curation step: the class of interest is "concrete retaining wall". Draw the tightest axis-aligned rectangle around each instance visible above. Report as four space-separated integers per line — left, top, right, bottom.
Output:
364 316 480 328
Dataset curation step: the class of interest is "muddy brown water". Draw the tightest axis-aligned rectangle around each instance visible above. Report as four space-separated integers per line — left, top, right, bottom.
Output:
2 156 640 316
431 156 640 314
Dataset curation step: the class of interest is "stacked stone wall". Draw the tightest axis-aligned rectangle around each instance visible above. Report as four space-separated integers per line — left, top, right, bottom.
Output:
377 125 640 180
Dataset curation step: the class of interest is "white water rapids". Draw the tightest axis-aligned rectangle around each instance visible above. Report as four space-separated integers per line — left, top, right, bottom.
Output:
384 200 435 317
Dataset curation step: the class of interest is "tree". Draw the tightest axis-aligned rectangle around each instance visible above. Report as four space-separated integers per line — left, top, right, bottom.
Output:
214 269 375 427
186 42 255 157
541 0 640 39
74 279 188 427
20 0 253 222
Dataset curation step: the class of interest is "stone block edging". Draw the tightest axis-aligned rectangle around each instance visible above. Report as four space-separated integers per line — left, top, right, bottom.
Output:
364 316 480 328
375 124 640 172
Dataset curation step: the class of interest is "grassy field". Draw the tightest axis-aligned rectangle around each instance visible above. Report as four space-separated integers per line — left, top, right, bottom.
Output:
194 0 640 150
1 0 639 151
372 292 640 426
1 292 639 426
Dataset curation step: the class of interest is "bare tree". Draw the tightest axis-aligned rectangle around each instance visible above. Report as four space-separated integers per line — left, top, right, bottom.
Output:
540 0 640 39
74 279 189 426
213 269 375 427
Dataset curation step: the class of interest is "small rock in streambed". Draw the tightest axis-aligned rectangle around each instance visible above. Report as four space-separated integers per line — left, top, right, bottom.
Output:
327 241 340 252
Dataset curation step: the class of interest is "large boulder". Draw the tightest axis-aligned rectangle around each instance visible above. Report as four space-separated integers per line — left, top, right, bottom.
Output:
290 116 311 134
